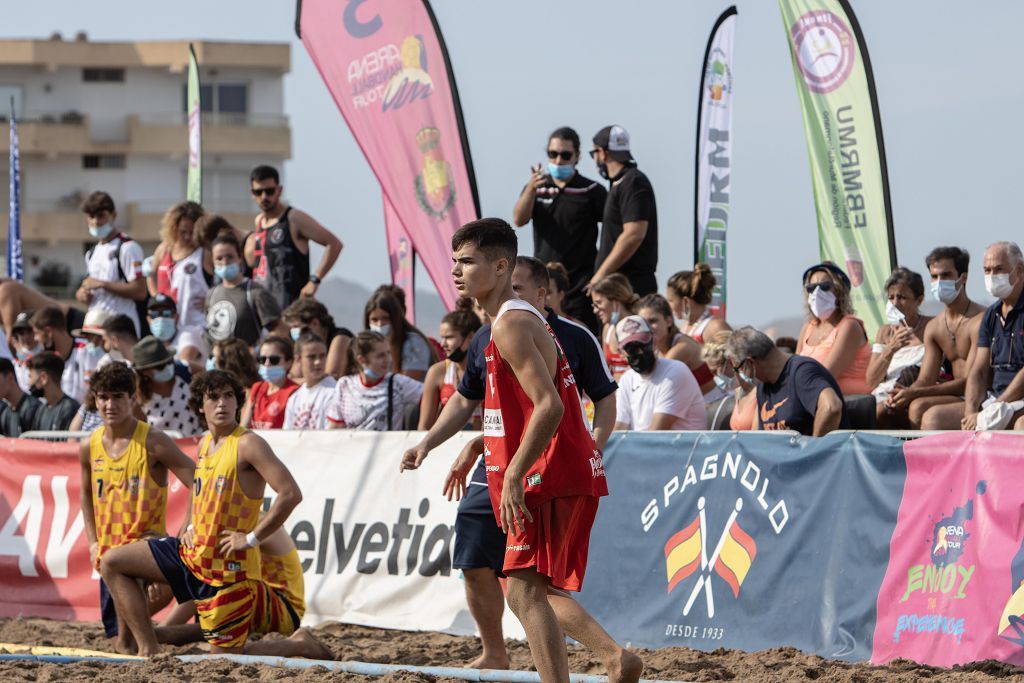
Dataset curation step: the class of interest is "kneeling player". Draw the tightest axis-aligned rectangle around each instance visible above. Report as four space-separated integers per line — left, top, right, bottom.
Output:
79 362 195 653
100 370 302 656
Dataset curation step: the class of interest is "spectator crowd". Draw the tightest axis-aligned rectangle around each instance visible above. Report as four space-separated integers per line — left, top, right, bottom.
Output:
2 125 1024 441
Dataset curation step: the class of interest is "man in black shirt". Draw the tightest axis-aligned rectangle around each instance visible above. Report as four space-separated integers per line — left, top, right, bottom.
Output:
0 358 40 436
588 125 659 296
512 127 606 335
26 352 79 432
725 327 846 436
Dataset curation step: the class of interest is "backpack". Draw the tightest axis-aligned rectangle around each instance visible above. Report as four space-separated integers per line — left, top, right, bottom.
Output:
87 234 150 337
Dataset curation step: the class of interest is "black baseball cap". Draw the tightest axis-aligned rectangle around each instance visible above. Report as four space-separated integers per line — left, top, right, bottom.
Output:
802 262 852 290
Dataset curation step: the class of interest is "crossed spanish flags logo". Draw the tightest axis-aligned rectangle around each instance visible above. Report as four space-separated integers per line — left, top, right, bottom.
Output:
664 496 757 618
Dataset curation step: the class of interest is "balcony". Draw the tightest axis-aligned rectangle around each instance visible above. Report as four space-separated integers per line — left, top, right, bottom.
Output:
0 110 291 158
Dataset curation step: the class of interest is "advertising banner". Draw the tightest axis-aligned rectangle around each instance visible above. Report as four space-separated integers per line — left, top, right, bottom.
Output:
297 0 480 313
778 0 896 336
694 7 736 318
578 431 907 660
186 43 202 204
384 195 417 323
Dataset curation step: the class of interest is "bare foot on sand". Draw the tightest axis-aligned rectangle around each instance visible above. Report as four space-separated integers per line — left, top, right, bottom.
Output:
287 628 335 661
607 648 643 683
469 652 511 670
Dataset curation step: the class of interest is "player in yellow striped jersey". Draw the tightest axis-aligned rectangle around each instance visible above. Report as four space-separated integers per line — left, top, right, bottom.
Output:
79 361 195 654
100 369 302 656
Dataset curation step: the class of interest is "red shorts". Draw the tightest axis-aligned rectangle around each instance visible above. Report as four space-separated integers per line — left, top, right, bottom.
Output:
502 495 599 592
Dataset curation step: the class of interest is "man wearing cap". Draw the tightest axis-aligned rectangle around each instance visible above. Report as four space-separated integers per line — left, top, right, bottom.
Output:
588 125 659 297
725 326 847 436
612 315 705 431
9 311 39 392
147 295 207 375
133 337 200 437
73 309 115 388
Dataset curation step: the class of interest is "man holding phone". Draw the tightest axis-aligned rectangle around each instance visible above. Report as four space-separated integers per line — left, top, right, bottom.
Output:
512 127 606 336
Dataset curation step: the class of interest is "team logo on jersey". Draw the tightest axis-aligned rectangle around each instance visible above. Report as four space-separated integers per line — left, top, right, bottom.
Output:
526 473 542 487
270 227 286 245
128 476 141 494
226 561 241 572
184 263 197 275
483 409 504 437
215 475 227 494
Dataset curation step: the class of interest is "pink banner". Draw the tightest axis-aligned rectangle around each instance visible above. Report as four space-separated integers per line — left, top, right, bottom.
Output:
384 194 416 323
298 0 479 312
872 432 1024 667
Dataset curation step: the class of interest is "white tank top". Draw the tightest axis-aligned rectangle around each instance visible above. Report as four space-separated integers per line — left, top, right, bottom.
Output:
170 247 209 333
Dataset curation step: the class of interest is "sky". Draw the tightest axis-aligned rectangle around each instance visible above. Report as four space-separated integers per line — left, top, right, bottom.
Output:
14 0 1024 330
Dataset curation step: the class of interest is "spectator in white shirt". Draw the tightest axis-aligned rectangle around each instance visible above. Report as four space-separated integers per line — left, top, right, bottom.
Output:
283 333 336 429
613 315 706 431
327 331 423 430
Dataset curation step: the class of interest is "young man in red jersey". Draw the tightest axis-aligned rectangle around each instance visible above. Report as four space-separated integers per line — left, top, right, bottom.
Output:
402 218 641 683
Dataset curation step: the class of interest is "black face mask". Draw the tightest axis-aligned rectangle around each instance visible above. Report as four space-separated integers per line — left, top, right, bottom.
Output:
447 347 467 363
596 160 609 180
29 383 45 398
625 344 657 375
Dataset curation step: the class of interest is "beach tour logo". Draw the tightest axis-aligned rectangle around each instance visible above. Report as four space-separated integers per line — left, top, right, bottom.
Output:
790 10 856 94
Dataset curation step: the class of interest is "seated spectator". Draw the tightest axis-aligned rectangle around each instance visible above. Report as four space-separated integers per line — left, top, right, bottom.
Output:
950 241 1024 430
27 352 80 432
725 326 846 436
868 267 931 428
612 315 705 431
210 338 260 393
418 298 482 431
71 309 113 387
10 311 39 391
363 288 436 381
775 336 798 354
241 336 300 430
67 388 104 435
545 262 572 322
590 273 640 380
636 293 721 401
796 262 872 397
30 307 87 404
328 331 424 430
0 357 40 436
147 295 206 375
667 263 731 342
204 234 285 348
703 331 756 431
100 314 139 366
283 333 336 429
133 336 200 436
887 246 985 429
282 298 353 378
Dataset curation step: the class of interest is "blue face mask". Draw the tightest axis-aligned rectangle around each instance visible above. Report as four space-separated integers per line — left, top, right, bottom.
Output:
85 342 105 360
259 365 287 383
89 223 113 240
714 373 736 393
370 324 391 338
152 364 175 383
149 317 176 342
363 365 383 381
290 327 303 342
737 363 755 386
205 357 217 371
930 278 960 305
16 345 41 362
547 163 574 181
215 263 241 282
610 309 622 326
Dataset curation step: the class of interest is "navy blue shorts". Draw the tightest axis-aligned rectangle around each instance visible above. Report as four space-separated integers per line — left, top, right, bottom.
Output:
147 536 218 604
453 482 505 574
99 578 117 638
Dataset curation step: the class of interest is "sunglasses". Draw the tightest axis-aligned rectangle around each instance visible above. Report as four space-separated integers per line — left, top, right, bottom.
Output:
149 308 175 318
588 149 601 159
546 150 574 161
804 280 834 294
251 187 278 197
257 354 283 366
731 358 750 374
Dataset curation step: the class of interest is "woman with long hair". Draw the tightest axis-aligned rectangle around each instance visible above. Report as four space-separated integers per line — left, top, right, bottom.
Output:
240 335 300 429
666 263 731 343
147 202 212 334
797 262 872 396
209 337 261 392
362 288 436 381
418 298 483 430
282 298 353 379
327 331 424 430
589 273 639 380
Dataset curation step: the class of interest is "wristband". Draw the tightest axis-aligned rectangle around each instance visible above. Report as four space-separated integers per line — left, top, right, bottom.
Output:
308 274 322 285
245 531 259 548
186 524 195 532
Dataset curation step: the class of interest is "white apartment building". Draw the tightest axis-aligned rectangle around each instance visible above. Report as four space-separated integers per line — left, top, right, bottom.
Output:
0 32 290 295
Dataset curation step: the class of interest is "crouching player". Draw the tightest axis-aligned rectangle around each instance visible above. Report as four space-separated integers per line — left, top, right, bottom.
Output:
154 520 333 659
100 369 302 656
79 361 195 653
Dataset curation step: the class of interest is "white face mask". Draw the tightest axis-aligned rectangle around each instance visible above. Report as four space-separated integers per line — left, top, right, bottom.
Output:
930 278 960 305
885 300 906 326
986 273 1014 300
808 287 837 320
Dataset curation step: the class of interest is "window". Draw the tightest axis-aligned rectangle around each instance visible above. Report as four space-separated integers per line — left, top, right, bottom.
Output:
182 82 248 118
83 68 125 83
82 154 126 169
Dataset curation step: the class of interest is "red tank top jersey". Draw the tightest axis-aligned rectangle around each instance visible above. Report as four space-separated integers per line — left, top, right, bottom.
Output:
482 300 608 519
249 379 300 430
439 359 458 408
156 248 175 299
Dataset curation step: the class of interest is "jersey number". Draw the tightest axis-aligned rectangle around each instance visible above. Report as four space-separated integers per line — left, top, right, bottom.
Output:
95 479 103 500
194 477 202 496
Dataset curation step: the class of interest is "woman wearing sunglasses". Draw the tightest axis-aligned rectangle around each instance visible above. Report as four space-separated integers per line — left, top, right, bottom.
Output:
796 262 872 397
240 336 299 430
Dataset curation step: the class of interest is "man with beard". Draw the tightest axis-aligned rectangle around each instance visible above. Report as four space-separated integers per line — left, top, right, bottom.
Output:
245 165 343 309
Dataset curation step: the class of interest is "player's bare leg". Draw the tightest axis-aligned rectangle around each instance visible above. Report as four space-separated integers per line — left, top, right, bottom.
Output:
99 542 168 656
464 567 511 669
246 628 335 660
506 568 568 682
547 588 642 683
